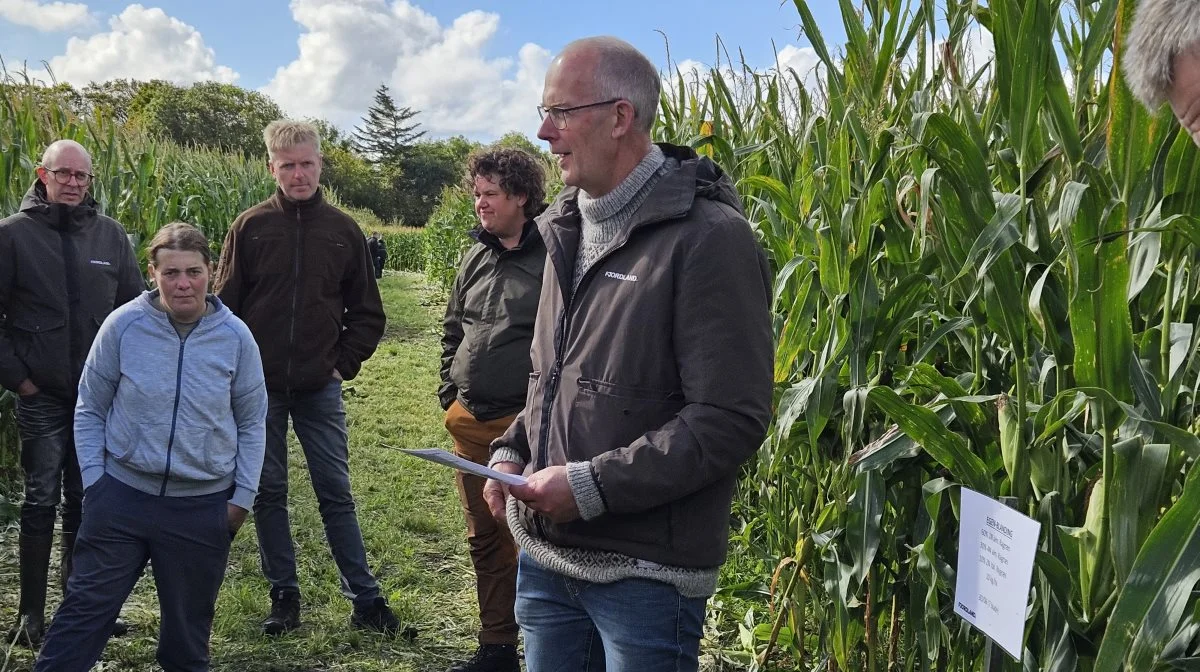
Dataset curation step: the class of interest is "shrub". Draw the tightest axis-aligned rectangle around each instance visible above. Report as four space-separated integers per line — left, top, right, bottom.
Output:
421 185 476 293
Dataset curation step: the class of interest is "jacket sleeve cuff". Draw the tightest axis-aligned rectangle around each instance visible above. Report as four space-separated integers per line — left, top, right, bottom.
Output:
334 350 362 382
81 466 104 491
229 487 256 512
488 447 527 470
0 364 30 393
567 461 607 521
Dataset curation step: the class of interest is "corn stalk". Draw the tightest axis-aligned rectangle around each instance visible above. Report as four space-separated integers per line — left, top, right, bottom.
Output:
656 0 1200 669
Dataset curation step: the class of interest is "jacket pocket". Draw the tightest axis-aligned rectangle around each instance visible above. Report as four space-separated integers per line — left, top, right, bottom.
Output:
8 313 67 383
310 231 353 284
562 378 686 548
248 233 291 277
108 418 169 475
167 424 232 482
570 378 685 460
523 372 542 457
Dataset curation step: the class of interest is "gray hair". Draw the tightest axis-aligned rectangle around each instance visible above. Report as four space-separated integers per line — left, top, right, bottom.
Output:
41 139 91 168
564 37 660 134
1124 0 1200 109
263 119 322 159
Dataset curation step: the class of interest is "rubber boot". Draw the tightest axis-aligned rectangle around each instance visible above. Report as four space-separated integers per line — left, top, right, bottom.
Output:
8 533 52 647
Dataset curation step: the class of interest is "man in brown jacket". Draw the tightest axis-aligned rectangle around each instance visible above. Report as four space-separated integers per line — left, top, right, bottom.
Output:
482 37 774 671
1125 0 1200 145
214 120 399 636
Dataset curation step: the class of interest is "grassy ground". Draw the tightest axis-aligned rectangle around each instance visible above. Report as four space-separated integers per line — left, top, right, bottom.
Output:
0 273 481 672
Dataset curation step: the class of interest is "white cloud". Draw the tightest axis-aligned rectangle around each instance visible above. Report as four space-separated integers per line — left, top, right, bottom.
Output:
262 0 549 140
44 4 238 85
0 0 93 32
775 45 822 89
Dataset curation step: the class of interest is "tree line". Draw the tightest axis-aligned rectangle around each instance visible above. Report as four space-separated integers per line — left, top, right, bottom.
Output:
10 77 545 227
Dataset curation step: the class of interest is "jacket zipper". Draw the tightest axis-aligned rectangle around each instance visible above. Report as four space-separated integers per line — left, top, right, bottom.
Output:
160 330 189 495
58 220 82 387
285 210 303 389
532 234 641 538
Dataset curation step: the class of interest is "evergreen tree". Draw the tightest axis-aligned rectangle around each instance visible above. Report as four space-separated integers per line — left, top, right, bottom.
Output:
351 84 425 165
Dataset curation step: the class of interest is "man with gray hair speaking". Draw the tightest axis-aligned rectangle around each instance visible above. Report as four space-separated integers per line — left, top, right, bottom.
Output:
1125 0 1200 143
482 36 774 670
0 139 143 645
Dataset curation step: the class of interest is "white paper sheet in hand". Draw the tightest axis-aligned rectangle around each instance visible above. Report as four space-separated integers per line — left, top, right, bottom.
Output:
400 448 528 486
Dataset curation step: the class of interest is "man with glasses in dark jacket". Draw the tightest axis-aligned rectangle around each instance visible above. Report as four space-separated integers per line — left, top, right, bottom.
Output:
0 139 144 645
482 37 774 671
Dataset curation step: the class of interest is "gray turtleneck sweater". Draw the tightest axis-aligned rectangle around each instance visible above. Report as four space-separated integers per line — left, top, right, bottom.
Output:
571 145 667 290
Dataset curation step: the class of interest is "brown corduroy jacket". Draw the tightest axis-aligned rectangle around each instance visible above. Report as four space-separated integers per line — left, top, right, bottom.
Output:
214 188 385 393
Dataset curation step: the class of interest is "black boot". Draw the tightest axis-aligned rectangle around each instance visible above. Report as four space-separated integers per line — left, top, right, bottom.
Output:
261 588 301 636
8 533 52 647
447 644 520 672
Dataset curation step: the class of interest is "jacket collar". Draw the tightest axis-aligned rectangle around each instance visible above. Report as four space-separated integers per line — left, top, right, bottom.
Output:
537 142 744 269
271 187 325 215
139 290 229 334
471 218 541 254
19 180 100 231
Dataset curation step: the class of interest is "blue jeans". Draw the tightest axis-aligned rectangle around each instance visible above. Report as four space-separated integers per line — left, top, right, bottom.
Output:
36 475 231 672
515 551 706 672
15 392 83 536
254 380 380 605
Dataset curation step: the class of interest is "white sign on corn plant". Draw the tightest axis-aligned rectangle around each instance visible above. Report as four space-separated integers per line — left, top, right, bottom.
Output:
953 487 1041 661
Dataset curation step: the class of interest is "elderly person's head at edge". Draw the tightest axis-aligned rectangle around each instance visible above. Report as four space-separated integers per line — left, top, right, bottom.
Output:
1124 0 1200 145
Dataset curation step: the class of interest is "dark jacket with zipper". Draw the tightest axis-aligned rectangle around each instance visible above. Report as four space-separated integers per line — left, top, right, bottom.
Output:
492 144 774 568
440 220 546 421
214 188 385 393
0 181 145 399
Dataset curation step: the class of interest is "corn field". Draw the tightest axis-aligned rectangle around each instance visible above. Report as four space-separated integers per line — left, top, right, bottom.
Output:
654 0 1200 669
4 0 1200 668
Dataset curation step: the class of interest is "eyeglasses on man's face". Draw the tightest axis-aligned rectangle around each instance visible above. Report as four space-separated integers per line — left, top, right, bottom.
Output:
536 99 622 130
43 167 94 186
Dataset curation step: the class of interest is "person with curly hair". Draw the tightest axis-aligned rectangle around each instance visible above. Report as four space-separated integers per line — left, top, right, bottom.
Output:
439 147 547 672
1124 0 1200 144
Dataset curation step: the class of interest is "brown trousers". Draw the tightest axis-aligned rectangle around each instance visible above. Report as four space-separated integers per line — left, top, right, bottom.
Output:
444 400 519 645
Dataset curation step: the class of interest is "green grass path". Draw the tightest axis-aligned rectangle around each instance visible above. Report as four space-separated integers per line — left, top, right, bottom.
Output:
1 273 480 671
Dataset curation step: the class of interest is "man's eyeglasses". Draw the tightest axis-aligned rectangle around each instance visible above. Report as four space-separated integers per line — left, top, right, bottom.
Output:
42 168 94 186
537 99 622 130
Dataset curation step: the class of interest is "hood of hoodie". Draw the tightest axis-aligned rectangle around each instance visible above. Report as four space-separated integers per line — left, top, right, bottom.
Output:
137 290 233 335
540 142 745 234
19 180 101 231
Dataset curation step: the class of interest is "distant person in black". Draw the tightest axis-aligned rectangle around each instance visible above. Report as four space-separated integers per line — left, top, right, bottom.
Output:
368 232 386 279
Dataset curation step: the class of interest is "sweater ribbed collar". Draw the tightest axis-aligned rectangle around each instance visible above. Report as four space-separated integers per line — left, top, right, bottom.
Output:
577 145 665 223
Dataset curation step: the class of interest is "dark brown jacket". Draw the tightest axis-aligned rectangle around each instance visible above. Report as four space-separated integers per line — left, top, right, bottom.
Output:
214 189 385 392
0 181 144 399
493 144 774 568
440 221 546 421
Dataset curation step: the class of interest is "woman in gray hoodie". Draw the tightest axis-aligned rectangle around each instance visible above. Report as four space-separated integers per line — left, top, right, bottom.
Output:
35 223 268 672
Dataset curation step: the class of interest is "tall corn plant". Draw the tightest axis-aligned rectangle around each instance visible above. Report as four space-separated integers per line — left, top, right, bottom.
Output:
657 0 1200 669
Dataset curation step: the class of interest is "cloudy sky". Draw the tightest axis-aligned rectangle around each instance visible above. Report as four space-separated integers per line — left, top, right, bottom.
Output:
0 0 845 141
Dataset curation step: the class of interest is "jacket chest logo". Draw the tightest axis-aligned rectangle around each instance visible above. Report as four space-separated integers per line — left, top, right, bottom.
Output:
603 271 638 282
88 259 112 266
